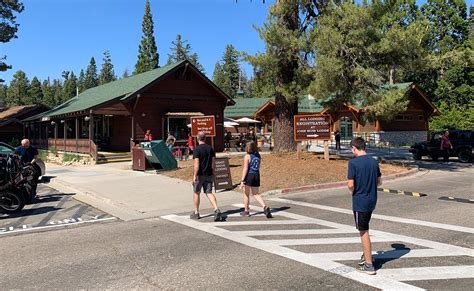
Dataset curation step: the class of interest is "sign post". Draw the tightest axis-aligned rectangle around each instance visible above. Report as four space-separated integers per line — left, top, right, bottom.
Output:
191 115 216 148
294 114 331 161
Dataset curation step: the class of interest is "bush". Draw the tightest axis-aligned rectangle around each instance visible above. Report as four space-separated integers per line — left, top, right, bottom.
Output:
8 137 20 147
38 150 48 161
62 153 81 163
49 146 57 156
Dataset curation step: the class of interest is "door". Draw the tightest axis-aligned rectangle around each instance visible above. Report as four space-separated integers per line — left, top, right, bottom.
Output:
340 117 353 140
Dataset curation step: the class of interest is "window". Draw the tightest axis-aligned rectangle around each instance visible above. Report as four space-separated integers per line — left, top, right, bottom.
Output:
395 114 414 121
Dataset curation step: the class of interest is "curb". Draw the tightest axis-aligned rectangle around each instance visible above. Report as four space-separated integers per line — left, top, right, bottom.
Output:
262 167 419 196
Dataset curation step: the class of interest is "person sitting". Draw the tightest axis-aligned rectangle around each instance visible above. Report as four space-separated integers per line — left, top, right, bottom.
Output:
144 130 153 141
166 132 176 151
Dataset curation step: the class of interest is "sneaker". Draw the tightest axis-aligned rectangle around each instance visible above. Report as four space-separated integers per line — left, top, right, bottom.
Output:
240 210 250 217
358 253 365 266
263 206 273 218
214 209 222 222
357 262 376 275
190 212 200 220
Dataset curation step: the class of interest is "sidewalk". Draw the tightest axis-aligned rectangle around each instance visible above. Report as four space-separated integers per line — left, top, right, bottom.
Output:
44 162 243 221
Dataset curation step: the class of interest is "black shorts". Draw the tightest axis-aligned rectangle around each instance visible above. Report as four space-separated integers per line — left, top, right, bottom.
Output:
244 173 260 187
353 211 372 231
193 176 213 194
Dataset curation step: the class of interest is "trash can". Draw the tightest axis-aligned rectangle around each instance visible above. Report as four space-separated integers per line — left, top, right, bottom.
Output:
140 140 177 170
132 145 150 171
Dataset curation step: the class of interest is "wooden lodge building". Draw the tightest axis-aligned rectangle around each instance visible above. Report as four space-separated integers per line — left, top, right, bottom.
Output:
224 83 439 146
0 104 49 143
24 60 234 160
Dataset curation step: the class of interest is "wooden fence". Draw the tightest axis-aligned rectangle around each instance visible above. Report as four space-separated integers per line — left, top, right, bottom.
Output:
32 138 98 161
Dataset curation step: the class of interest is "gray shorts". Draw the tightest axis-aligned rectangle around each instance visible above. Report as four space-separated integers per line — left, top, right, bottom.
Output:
193 175 214 194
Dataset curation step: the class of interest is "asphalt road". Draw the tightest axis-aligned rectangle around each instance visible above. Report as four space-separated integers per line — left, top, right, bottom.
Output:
1 162 472 290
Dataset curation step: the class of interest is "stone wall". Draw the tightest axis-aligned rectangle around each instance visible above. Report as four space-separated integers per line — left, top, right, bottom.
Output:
353 131 428 146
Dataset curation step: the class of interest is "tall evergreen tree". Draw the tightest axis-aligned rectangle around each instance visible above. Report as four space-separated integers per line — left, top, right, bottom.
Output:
78 69 86 93
214 44 241 98
247 1 316 151
63 71 78 102
28 76 43 105
0 85 7 106
122 68 130 78
41 79 55 108
52 79 63 106
84 57 98 90
166 34 205 72
0 0 24 82
134 0 159 74
99 50 117 85
6 70 29 106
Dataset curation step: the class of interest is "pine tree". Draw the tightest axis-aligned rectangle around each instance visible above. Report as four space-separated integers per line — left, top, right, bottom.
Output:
6 70 29 106
84 57 98 90
63 71 78 102
0 0 24 82
122 68 130 78
247 1 316 151
78 69 86 93
213 44 241 98
52 79 63 106
28 76 43 105
0 85 7 107
167 34 204 72
134 0 159 74
41 79 55 108
99 50 117 85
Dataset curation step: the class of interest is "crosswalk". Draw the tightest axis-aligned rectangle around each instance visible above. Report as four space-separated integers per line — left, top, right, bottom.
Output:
162 201 474 290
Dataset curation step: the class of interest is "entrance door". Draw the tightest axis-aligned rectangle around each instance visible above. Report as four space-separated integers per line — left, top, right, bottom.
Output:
340 117 353 141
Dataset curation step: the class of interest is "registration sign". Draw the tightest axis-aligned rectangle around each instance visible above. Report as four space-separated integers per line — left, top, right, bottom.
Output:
213 158 233 191
294 114 331 141
191 116 216 137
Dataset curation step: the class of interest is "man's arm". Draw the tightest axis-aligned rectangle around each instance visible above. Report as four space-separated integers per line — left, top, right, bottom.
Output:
347 179 354 192
193 158 199 183
377 177 382 186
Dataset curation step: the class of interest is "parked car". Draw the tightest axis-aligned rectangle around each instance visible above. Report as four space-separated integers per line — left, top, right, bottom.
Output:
0 142 45 176
409 130 473 163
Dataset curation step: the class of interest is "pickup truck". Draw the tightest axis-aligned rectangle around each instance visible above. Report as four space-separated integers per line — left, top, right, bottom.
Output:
409 130 473 163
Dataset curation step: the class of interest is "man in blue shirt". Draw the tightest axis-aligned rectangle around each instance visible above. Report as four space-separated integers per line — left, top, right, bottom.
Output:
14 139 40 191
347 137 382 275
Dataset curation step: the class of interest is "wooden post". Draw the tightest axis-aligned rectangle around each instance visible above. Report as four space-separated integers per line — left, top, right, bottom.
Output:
54 122 58 149
89 114 93 140
296 141 302 160
63 120 67 152
131 115 135 140
211 137 215 149
324 140 329 161
75 117 79 152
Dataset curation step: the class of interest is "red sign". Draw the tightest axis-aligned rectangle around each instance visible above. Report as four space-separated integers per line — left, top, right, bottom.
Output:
191 116 216 137
294 114 331 141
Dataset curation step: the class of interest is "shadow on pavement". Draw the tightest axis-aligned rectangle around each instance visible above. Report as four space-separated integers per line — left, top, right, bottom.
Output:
374 243 411 270
0 206 61 220
412 160 472 172
33 193 75 204
39 176 57 183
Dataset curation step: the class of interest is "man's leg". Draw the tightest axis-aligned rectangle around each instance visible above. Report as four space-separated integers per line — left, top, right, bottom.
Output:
193 192 200 213
205 193 219 210
359 230 373 265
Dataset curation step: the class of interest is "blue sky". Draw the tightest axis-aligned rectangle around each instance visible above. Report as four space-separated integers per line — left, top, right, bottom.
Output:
1 0 274 83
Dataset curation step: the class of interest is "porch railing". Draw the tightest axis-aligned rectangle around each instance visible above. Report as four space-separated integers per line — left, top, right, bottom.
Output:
32 138 98 161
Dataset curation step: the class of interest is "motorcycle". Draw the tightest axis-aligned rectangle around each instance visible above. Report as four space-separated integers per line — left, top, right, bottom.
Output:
0 154 37 213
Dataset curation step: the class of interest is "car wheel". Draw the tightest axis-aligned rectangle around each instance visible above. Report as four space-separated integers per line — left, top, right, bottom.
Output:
458 149 472 163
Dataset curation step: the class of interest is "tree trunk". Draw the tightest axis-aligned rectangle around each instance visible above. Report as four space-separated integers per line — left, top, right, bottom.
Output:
389 65 395 85
274 93 297 152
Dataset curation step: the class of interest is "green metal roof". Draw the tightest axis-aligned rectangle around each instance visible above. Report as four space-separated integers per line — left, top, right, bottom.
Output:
224 97 273 117
25 61 187 121
298 97 325 113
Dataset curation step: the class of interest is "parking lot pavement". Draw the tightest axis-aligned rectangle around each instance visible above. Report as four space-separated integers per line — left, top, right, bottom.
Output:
0 184 116 236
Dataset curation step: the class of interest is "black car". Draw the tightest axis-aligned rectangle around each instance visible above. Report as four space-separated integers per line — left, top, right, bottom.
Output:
409 130 473 163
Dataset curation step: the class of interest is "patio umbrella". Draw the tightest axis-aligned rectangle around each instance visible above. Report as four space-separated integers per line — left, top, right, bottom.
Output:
235 117 261 123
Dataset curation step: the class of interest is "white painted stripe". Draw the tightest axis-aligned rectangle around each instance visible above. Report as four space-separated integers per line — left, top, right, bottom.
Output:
271 198 474 234
377 266 474 281
265 236 394 246
0 217 117 236
162 214 422 290
234 229 359 236
312 249 468 261
207 219 322 226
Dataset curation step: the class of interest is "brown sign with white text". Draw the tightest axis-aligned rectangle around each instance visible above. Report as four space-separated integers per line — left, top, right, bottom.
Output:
213 158 233 190
294 114 331 141
191 116 216 137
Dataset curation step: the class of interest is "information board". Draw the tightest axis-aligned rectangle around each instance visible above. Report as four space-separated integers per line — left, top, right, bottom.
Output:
213 158 233 190
191 116 216 137
294 114 331 141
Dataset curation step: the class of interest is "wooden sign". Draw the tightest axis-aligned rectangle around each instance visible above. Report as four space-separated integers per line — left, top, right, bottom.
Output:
294 114 331 141
213 158 233 190
191 116 216 137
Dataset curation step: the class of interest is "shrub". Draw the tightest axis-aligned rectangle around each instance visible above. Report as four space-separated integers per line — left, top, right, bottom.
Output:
62 153 81 163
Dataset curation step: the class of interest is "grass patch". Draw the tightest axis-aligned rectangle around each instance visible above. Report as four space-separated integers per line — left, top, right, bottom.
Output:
38 150 48 161
63 153 82 163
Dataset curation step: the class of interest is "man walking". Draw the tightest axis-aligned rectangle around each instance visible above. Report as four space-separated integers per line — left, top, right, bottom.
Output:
190 132 222 221
347 137 382 275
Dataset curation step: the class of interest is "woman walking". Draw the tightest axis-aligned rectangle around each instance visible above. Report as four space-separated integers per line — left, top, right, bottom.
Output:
240 141 272 218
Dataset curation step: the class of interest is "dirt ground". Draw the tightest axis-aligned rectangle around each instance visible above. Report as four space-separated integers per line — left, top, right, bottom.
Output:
162 152 408 193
